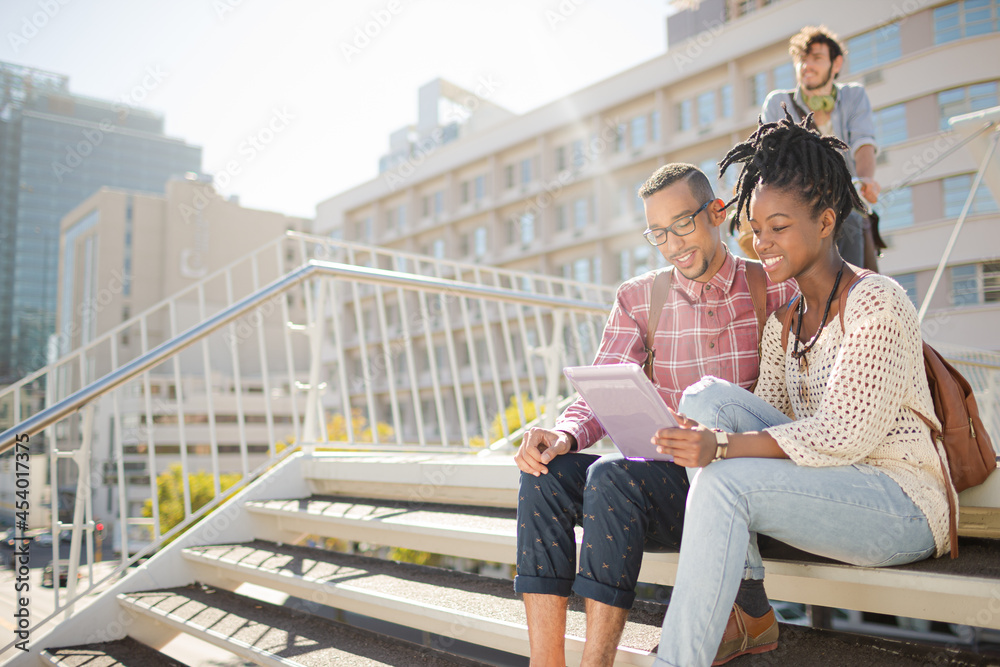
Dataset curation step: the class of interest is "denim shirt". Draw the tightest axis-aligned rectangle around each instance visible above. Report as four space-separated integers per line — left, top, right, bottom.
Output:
761 82 878 178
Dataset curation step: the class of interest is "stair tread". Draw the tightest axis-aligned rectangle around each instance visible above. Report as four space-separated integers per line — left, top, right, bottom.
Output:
245 495 517 535
248 495 1000 580
181 539 666 652
43 637 188 667
119 584 489 666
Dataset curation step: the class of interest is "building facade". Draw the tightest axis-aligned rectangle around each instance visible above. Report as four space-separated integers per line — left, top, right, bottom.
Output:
0 61 202 383
317 0 1000 352
53 177 311 539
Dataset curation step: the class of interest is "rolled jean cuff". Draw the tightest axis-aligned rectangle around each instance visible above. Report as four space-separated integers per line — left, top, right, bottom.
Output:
572 575 636 609
514 574 574 597
744 565 765 580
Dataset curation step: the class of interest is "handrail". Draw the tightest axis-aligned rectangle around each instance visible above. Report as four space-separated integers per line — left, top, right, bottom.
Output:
0 260 611 453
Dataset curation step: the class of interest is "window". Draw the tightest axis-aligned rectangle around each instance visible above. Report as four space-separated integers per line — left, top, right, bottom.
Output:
385 207 397 232
433 190 444 216
473 226 487 257
935 0 1000 44
421 196 429 218
773 62 795 90
938 82 999 129
355 217 372 242
573 257 591 283
572 139 586 167
520 212 535 245
678 99 693 131
951 264 980 305
720 84 734 118
697 91 716 127
521 157 533 185
631 115 648 149
943 174 1000 217
573 198 589 229
432 238 445 259
893 273 919 308
505 164 515 188
847 23 902 72
615 123 627 151
556 204 567 231
633 180 645 216
460 181 470 204
650 110 661 142
987 261 1000 302
873 104 907 146
555 146 566 171
749 72 768 107
876 187 913 230
474 175 486 201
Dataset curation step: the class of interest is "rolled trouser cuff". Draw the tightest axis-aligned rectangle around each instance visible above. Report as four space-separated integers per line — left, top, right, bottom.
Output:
572 574 636 609
514 574 575 597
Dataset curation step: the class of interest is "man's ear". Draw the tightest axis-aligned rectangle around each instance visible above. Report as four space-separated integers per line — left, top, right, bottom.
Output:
708 198 728 229
818 208 838 239
831 54 844 78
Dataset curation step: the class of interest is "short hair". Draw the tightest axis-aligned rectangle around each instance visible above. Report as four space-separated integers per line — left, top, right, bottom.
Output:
719 106 865 235
789 25 846 77
638 163 715 203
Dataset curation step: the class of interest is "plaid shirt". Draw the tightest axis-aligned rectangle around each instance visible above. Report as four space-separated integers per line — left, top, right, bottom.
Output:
555 249 799 451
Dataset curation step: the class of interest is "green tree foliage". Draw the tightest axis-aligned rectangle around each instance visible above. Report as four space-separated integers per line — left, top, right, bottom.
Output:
142 465 241 535
489 394 543 442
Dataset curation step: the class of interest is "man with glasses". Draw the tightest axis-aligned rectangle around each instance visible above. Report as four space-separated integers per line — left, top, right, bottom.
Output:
514 163 798 666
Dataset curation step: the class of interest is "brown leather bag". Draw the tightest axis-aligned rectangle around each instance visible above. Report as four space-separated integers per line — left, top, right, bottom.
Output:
781 270 997 557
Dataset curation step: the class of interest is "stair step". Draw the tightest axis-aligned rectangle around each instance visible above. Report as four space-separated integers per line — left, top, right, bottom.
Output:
41 637 188 667
181 540 666 664
245 495 519 563
118 584 492 667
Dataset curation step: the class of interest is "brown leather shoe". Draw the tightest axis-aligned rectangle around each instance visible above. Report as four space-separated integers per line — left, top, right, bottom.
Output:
712 603 779 665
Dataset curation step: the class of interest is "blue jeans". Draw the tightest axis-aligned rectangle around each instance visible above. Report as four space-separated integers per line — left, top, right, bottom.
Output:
654 377 936 667
514 452 689 608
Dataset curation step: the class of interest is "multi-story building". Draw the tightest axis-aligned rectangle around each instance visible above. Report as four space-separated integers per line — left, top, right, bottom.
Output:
317 0 1000 356
53 176 311 539
0 61 202 383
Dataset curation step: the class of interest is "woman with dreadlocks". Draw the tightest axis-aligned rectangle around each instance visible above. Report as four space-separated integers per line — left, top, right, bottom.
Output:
649 110 952 667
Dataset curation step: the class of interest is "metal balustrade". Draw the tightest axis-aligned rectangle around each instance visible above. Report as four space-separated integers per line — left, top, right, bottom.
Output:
0 258 611 654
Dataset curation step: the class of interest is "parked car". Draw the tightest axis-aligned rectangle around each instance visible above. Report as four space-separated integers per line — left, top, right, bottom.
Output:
33 531 54 547
41 560 80 588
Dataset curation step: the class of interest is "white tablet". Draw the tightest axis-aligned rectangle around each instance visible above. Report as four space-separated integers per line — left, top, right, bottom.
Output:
563 363 678 461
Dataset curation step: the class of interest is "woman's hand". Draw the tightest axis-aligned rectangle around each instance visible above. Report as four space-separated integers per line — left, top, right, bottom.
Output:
652 409 720 468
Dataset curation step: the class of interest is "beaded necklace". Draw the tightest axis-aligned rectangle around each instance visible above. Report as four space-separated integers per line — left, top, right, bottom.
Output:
792 262 846 368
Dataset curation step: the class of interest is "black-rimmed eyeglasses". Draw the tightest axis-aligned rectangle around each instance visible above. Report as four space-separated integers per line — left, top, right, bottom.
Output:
642 200 713 246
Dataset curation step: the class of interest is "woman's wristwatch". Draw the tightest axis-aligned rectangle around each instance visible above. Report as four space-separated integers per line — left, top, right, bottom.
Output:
711 430 729 462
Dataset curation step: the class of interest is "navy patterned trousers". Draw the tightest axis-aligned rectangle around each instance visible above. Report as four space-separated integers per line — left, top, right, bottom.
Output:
513 452 690 609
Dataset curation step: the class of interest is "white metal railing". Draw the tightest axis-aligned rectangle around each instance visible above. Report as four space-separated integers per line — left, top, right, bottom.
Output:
0 258 611 654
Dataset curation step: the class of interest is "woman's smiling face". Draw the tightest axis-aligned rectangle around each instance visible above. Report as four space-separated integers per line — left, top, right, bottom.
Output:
748 184 837 283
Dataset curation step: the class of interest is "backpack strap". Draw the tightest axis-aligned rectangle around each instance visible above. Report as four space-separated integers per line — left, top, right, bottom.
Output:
644 269 673 382
779 295 800 352
745 261 768 353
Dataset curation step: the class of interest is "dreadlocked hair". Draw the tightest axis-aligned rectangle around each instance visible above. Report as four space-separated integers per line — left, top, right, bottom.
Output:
720 104 865 238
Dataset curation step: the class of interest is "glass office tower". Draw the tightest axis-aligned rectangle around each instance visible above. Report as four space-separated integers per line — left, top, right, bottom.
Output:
0 62 202 382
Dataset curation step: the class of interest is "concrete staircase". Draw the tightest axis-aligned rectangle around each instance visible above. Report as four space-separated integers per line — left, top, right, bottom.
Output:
13 450 1000 666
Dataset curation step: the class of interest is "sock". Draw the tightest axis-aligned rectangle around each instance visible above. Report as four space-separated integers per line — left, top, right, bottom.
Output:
735 578 771 618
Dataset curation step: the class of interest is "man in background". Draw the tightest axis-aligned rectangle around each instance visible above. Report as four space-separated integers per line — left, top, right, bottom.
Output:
762 25 881 268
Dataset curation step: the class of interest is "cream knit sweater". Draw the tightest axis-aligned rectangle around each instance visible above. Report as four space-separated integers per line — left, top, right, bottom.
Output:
755 274 953 557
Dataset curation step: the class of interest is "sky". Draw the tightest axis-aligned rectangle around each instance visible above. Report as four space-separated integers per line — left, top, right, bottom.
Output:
1 0 674 220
